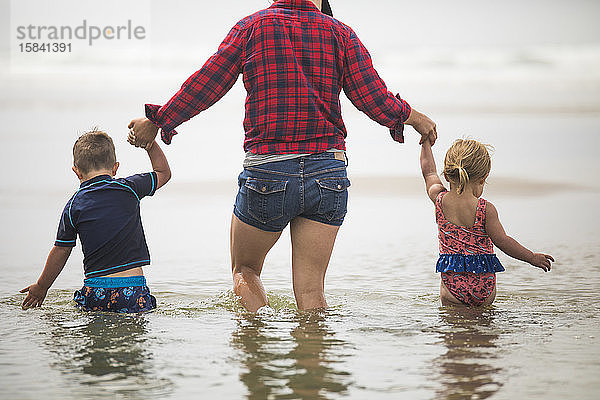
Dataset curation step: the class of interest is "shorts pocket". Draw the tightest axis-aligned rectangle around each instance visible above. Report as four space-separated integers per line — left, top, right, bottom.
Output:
316 177 351 221
245 178 288 224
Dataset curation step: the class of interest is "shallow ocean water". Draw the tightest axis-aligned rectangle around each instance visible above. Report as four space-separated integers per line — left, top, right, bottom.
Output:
1 186 599 399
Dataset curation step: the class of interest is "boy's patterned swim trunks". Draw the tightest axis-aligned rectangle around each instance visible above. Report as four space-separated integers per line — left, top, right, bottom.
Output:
74 276 156 313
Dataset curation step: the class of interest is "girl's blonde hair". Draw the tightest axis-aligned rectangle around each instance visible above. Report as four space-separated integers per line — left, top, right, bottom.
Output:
443 139 492 194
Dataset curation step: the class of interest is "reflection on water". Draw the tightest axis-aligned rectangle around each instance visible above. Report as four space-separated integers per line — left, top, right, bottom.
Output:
43 311 172 398
232 310 352 399
434 307 502 400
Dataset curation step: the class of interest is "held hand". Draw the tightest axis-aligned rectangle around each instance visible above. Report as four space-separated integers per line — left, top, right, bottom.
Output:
128 129 154 151
405 109 437 146
20 283 48 309
529 253 554 272
127 118 159 149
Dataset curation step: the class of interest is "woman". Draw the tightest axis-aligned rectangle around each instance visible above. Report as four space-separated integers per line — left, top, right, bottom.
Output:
129 0 437 311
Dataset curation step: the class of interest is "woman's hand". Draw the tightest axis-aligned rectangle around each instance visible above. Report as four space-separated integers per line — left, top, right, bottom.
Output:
405 109 437 145
128 118 159 149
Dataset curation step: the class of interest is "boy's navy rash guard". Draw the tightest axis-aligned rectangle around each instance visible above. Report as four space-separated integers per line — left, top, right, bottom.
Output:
55 173 157 278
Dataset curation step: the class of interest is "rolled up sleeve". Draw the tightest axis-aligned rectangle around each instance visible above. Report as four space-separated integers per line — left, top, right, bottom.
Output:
145 24 247 145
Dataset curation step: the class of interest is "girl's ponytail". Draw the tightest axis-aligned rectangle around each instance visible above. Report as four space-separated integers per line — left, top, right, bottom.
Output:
443 139 492 194
456 163 469 195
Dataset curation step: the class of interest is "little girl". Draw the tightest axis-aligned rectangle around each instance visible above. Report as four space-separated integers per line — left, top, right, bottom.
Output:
420 138 554 306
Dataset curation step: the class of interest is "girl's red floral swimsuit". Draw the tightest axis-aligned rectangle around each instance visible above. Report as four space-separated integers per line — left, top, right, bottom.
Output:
435 190 505 306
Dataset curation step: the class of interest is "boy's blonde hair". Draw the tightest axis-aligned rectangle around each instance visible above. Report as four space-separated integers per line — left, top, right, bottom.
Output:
73 129 116 175
443 139 492 194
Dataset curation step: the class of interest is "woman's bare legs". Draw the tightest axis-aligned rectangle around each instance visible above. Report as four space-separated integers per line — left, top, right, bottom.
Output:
230 215 340 312
230 215 282 312
290 217 340 310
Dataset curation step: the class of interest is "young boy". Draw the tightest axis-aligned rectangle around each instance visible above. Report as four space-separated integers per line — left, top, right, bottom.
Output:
20 129 171 313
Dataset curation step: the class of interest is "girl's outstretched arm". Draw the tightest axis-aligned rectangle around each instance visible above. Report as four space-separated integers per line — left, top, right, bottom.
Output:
420 140 446 203
485 202 554 271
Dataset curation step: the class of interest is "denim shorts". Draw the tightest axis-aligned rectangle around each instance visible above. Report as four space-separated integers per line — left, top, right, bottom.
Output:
233 152 351 232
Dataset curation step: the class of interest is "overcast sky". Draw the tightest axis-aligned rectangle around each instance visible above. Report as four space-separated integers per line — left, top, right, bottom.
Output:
146 0 600 49
2 0 599 58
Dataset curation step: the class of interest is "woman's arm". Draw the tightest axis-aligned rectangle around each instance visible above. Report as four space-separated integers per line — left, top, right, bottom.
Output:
130 24 247 148
342 29 437 145
420 140 446 203
485 202 554 271
405 109 438 145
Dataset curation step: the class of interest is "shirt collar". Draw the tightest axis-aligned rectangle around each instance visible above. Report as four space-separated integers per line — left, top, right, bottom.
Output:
270 0 320 12
80 174 112 188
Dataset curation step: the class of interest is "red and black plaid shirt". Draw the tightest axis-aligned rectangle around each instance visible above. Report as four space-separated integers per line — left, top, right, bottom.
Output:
145 0 411 154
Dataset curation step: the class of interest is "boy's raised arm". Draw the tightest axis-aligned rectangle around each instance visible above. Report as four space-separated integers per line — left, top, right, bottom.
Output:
21 246 72 309
420 140 446 203
145 140 171 190
128 130 171 190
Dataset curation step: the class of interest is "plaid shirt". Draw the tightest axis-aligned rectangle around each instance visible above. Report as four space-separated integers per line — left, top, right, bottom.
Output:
145 0 411 154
